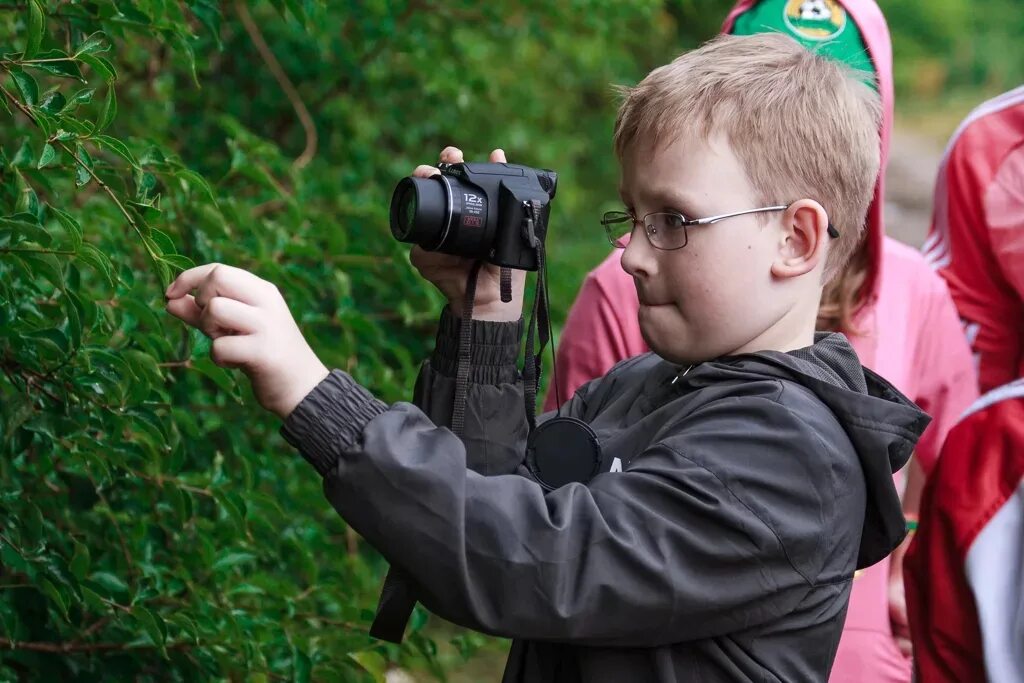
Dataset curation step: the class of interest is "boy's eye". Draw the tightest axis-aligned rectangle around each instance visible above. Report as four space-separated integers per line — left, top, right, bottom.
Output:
664 213 685 228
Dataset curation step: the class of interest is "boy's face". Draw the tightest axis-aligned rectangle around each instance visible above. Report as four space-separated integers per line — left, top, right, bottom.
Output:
619 133 798 364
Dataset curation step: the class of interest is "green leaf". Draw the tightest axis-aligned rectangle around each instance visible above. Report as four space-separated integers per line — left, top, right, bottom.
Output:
92 134 138 168
293 646 313 683
212 551 256 572
169 33 199 87
39 91 66 114
75 32 110 56
39 577 69 620
12 140 34 166
77 242 116 286
96 85 116 132
87 571 130 600
37 142 57 168
63 87 95 112
0 215 50 246
78 53 117 82
26 328 69 355
10 68 38 106
75 142 94 187
69 541 91 580
175 168 217 204
168 613 200 645
349 651 388 682
15 174 40 217
25 0 45 60
213 489 246 533
188 0 222 48
50 205 83 251
189 327 211 360
17 250 63 290
148 227 175 254
284 0 308 25
134 606 168 657
62 290 82 349
160 253 195 272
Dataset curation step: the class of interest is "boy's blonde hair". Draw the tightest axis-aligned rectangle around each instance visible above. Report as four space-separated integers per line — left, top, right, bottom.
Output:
613 33 881 279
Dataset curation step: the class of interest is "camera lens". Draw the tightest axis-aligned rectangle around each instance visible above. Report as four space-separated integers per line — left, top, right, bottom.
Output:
390 176 449 246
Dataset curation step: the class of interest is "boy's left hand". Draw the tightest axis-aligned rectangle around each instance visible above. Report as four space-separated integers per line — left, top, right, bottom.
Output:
165 263 329 419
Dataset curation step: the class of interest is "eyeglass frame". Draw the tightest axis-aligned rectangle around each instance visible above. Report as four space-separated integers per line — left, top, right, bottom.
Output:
601 204 840 251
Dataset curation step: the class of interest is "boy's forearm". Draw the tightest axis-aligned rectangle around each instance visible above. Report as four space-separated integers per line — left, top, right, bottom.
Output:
282 305 526 479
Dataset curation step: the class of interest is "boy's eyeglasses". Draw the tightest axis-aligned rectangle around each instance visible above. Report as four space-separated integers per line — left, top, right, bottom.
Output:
601 205 840 251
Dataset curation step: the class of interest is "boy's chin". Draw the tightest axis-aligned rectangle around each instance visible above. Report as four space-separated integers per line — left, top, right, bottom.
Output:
640 323 712 367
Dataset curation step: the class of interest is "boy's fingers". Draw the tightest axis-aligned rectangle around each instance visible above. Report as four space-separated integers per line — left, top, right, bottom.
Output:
165 294 203 328
413 164 440 179
488 148 507 163
198 265 269 309
210 334 256 369
440 146 464 163
167 263 270 308
199 296 261 337
165 263 220 299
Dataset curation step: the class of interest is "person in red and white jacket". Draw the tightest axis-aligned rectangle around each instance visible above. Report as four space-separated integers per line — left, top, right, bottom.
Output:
923 86 1024 393
904 380 1024 683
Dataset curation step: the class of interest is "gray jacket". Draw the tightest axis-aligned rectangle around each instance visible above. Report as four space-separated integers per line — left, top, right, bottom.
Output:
281 308 930 682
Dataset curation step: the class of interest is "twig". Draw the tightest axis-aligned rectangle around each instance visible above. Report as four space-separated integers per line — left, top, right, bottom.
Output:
0 637 191 653
234 0 317 170
0 247 77 255
80 616 112 638
158 359 193 368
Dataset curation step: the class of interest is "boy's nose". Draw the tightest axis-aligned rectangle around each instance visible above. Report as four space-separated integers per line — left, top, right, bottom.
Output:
620 226 656 280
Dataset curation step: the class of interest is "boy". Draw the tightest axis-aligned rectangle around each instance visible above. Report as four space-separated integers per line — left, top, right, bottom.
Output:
165 34 928 682
545 2 980 679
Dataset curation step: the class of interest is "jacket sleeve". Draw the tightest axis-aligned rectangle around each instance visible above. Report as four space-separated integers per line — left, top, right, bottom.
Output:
928 139 1024 393
282 375 821 646
543 268 644 411
908 270 979 475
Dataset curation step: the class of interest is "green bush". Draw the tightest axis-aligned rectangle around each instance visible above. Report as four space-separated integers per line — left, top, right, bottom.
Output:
0 2 678 680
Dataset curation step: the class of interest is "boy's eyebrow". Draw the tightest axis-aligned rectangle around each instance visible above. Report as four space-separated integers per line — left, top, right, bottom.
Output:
638 186 703 214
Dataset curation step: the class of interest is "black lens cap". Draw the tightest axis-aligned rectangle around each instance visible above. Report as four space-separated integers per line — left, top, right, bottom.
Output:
525 417 602 491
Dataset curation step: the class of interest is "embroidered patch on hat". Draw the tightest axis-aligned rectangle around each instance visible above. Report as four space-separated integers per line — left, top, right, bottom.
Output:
782 0 847 41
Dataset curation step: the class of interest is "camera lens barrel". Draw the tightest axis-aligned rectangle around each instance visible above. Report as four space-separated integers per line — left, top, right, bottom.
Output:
389 176 451 247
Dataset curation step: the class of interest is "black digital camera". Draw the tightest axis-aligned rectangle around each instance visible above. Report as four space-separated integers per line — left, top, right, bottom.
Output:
389 161 558 271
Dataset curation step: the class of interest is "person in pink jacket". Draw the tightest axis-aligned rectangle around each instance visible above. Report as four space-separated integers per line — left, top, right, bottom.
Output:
545 1 979 681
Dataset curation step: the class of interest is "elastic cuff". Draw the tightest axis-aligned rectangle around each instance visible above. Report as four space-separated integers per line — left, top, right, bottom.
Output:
431 305 523 384
280 370 388 477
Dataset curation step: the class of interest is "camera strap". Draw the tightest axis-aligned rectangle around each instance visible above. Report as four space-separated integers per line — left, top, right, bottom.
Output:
370 201 560 644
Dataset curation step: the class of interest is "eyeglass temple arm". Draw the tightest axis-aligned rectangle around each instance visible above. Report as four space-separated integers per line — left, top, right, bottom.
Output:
692 205 841 238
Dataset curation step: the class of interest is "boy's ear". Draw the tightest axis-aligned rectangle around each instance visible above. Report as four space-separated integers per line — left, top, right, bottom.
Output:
771 199 830 280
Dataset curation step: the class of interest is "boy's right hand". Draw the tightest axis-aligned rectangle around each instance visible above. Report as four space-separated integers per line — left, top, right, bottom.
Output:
409 146 526 323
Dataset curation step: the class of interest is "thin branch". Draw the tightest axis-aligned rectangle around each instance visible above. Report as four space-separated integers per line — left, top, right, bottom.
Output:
80 616 112 638
158 359 193 368
0 637 192 653
0 247 77 255
234 0 317 170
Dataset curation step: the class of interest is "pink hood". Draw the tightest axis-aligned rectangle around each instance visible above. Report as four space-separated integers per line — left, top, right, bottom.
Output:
724 0 894 317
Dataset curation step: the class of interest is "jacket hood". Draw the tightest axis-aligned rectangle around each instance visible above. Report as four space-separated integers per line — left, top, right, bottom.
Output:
722 0 892 316
684 333 930 568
